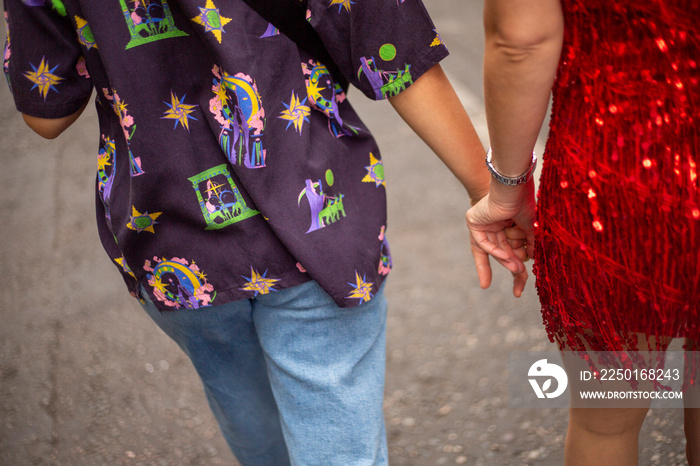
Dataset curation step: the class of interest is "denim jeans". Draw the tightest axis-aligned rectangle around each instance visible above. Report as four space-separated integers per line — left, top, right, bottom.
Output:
139 280 389 466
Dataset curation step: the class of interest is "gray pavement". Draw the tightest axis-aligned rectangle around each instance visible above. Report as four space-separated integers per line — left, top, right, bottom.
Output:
0 1 689 464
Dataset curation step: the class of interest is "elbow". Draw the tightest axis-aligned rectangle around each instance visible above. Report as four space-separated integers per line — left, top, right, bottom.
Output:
31 127 65 140
488 29 563 63
22 114 70 139
20 98 89 139
485 14 563 64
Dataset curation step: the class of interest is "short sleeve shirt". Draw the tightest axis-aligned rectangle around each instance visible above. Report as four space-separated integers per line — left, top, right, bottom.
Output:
4 0 448 311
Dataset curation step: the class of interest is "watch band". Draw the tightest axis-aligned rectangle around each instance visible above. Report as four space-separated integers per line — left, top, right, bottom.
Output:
485 148 537 186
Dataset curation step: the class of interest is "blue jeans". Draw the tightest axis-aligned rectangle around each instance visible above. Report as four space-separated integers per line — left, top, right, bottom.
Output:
139 280 389 466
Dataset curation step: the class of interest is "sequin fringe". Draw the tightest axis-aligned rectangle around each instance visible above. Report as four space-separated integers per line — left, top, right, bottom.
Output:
534 0 699 358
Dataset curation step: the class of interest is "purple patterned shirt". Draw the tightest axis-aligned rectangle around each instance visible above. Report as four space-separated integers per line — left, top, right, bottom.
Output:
4 0 448 311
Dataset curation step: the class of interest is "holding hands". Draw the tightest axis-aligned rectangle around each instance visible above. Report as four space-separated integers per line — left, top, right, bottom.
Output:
466 178 536 298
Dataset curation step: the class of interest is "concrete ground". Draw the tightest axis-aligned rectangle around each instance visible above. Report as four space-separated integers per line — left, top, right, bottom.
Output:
0 0 689 464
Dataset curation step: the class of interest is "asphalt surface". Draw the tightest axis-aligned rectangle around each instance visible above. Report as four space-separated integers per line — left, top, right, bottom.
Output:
0 1 689 464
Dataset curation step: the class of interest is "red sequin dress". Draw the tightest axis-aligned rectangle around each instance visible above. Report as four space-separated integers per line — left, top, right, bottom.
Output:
534 0 700 351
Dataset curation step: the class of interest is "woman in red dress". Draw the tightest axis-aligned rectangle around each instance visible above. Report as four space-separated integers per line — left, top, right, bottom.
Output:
467 0 700 464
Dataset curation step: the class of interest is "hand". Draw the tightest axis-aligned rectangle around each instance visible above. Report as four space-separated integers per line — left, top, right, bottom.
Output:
505 225 530 263
465 180 536 297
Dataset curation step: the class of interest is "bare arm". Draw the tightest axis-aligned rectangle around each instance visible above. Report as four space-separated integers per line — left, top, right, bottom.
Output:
388 64 490 202
483 0 563 192
22 98 90 139
464 0 563 296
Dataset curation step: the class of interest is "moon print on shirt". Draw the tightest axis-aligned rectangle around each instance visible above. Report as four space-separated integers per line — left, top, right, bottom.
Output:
144 256 215 309
103 87 145 176
97 135 116 226
210 66 267 168
302 59 356 138
189 164 260 230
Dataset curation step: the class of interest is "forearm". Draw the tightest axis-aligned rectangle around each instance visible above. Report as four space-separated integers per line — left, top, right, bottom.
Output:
483 0 563 183
22 98 90 139
389 64 490 202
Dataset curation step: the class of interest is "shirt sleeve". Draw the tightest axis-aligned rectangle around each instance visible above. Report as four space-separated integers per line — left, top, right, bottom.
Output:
4 0 92 118
306 0 449 101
